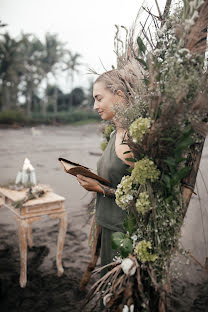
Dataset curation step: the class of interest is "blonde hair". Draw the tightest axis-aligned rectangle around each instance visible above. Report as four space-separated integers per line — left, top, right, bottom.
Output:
94 59 143 104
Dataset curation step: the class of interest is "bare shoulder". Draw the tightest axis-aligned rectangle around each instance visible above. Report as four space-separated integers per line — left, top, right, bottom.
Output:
115 132 134 167
116 144 134 167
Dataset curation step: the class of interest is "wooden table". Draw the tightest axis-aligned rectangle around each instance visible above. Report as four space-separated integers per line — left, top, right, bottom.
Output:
0 186 67 288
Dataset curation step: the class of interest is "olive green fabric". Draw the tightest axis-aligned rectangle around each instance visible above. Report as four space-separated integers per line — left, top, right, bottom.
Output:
96 130 129 232
96 131 130 311
100 227 118 277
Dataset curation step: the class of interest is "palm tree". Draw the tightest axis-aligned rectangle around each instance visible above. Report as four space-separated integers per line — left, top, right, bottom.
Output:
0 33 24 110
63 51 82 109
41 33 65 115
19 34 45 116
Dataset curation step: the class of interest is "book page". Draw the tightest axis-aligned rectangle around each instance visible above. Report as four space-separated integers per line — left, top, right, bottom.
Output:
60 160 76 171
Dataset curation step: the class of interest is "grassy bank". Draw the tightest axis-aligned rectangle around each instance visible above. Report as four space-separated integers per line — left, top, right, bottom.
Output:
0 109 100 126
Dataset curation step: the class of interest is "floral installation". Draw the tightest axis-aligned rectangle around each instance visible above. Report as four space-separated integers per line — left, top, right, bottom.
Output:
85 1 208 311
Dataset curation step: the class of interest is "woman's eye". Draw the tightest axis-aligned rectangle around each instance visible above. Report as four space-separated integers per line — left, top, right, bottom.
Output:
97 98 102 102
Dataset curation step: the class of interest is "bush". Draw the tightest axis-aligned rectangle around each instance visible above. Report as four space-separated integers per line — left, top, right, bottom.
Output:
0 110 28 124
31 110 100 124
0 109 100 126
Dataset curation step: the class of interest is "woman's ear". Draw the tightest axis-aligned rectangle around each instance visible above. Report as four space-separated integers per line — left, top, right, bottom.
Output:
116 89 126 98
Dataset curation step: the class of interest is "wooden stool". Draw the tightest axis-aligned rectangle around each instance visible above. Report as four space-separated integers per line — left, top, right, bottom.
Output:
0 186 67 288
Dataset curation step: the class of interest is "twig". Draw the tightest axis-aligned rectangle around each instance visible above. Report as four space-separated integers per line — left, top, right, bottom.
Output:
188 252 208 272
142 6 160 20
154 0 162 20
140 22 154 50
134 257 150 312
148 26 156 49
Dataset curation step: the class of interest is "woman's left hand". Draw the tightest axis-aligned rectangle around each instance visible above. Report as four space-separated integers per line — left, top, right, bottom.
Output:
77 174 101 192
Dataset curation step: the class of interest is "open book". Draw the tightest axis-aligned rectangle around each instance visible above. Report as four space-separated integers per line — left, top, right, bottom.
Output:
58 157 111 185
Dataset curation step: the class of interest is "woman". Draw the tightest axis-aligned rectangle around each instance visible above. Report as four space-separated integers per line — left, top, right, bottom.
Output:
77 69 134 274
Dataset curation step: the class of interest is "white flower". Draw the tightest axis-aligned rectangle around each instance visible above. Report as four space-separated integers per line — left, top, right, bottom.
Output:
131 234 137 242
121 258 136 276
130 305 134 312
122 305 134 312
122 305 129 312
103 293 112 306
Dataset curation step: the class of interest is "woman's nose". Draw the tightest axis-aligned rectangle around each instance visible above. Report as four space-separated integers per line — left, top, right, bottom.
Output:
93 100 99 110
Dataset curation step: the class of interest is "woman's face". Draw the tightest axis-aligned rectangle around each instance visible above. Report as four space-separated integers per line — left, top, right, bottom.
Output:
93 81 123 121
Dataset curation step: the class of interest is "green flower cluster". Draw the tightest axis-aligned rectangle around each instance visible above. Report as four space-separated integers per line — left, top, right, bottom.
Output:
129 117 151 143
132 158 160 185
136 192 151 215
134 240 158 263
100 124 115 151
115 175 135 210
104 124 115 138
100 141 108 151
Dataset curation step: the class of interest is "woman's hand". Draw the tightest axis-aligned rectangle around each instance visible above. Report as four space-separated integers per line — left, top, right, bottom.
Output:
77 175 102 193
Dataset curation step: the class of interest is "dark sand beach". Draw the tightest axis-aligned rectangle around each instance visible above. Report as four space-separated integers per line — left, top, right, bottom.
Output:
0 124 207 311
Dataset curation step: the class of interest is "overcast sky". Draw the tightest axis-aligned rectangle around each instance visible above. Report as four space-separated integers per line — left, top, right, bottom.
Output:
0 0 167 92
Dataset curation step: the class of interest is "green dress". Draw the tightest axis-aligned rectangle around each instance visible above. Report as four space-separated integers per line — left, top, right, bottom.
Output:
96 130 130 275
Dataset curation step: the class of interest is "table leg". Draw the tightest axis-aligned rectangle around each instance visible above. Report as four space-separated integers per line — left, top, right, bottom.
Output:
0 195 4 208
57 212 67 276
50 211 67 276
17 219 28 288
27 223 33 248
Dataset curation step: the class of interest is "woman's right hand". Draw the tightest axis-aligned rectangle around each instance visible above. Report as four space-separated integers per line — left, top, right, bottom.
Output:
77 174 103 193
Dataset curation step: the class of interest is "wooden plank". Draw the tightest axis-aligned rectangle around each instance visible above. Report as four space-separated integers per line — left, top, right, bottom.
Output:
23 192 65 207
0 187 26 202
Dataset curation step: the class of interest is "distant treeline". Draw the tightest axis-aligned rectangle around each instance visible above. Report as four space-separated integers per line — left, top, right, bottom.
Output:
0 30 95 120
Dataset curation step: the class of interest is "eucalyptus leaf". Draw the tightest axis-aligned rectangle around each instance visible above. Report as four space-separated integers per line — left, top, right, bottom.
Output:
123 150 131 155
164 157 176 173
136 57 148 69
120 238 133 258
171 166 192 186
125 157 137 162
137 37 146 55
162 174 171 191
111 232 125 250
123 214 137 235
175 137 194 155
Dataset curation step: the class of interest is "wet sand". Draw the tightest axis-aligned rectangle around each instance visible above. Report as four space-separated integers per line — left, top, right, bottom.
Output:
0 124 207 311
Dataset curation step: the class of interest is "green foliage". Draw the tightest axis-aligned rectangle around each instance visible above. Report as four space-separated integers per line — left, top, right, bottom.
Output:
123 214 137 235
162 126 194 195
0 31 83 116
137 37 146 55
100 123 115 151
31 110 99 124
100 141 108 151
111 232 133 258
0 109 99 125
0 110 28 124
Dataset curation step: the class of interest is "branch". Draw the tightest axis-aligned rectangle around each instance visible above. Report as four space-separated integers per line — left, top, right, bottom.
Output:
161 0 172 26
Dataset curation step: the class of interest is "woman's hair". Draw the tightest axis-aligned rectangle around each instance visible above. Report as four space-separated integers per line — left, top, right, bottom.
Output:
94 59 142 102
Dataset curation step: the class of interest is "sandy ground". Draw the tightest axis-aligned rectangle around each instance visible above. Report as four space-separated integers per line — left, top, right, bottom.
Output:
0 124 208 312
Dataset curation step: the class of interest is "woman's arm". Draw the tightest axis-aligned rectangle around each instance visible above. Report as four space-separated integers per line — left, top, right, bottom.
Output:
77 175 116 198
97 183 116 198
